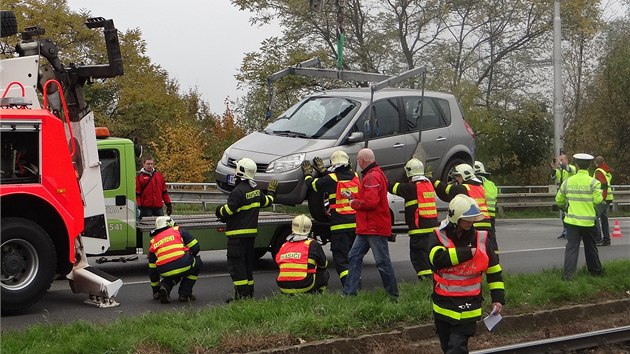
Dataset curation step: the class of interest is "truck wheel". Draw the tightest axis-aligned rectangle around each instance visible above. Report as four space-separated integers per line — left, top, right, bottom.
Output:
270 227 291 261
441 157 467 183
307 190 330 223
1 218 57 315
254 247 268 259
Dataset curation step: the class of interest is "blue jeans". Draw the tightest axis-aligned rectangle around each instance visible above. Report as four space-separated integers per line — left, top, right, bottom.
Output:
596 201 611 242
342 235 399 298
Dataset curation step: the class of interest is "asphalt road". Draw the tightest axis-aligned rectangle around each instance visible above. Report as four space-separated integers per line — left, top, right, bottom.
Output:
2 217 629 330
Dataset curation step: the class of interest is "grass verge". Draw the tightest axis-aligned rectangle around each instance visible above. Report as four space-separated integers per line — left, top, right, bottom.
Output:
2 260 630 354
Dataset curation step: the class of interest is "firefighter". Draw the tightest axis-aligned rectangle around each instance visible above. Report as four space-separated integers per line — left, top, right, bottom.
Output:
432 163 496 255
429 194 505 353
275 214 329 294
388 158 439 281
556 153 604 281
215 158 278 302
302 150 358 286
474 161 498 234
149 216 202 303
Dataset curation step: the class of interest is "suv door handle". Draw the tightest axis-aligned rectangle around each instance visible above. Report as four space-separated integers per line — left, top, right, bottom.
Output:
435 137 446 142
393 143 405 149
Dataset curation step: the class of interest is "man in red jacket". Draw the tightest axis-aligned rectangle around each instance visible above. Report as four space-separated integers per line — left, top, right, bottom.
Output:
342 148 399 299
136 156 172 217
593 156 614 246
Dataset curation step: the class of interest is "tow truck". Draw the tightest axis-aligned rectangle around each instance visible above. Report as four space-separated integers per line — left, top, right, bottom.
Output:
1 11 123 314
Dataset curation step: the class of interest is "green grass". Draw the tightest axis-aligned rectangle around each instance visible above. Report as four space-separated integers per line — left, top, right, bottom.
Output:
2 260 630 354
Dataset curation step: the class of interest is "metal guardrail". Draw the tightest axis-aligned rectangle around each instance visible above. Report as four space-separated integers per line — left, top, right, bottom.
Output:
166 183 630 213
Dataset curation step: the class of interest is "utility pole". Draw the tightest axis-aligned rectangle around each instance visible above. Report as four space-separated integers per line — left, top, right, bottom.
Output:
336 0 345 70
553 0 564 157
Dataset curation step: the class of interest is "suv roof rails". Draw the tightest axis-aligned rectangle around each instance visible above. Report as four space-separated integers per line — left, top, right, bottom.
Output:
266 58 428 147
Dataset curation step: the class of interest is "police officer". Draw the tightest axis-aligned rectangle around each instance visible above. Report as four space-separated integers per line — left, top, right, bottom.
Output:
388 158 439 280
302 150 358 286
433 163 496 253
149 216 202 303
429 195 505 353
556 153 604 281
275 214 329 294
216 158 278 302
550 154 577 240
474 161 499 251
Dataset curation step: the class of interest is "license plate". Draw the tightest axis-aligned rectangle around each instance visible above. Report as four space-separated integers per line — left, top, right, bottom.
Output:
227 174 235 186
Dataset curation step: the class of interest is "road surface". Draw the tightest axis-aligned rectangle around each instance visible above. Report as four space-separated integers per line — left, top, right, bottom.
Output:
2 217 628 330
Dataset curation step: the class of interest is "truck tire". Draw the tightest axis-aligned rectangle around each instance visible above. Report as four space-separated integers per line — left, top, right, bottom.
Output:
270 227 291 261
307 190 330 223
254 247 268 259
1 218 57 315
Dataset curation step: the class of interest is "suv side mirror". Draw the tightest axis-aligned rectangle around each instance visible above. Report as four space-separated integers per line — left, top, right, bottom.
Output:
347 131 364 143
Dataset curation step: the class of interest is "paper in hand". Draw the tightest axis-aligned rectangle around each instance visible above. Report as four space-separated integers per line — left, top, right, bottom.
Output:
483 305 502 331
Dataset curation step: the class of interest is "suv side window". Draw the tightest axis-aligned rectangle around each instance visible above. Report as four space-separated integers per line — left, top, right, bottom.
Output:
357 98 401 138
403 97 449 131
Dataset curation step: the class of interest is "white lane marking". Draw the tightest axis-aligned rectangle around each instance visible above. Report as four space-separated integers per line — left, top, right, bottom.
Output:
500 247 566 253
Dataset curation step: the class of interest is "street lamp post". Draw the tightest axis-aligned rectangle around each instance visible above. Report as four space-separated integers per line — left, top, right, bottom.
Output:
553 0 564 157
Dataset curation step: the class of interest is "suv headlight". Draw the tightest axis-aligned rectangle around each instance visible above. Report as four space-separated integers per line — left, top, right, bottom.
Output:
220 148 230 165
267 153 305 173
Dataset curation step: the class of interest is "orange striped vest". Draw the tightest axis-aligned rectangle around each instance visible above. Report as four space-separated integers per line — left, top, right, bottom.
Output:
149 226 188 266
433 229 489 296
276 240 315 282
329 173 359 215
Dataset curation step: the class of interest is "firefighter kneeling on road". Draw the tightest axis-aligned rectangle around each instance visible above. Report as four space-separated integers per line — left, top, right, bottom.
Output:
149 216 202 303
429 194 505 353
275 215 329 294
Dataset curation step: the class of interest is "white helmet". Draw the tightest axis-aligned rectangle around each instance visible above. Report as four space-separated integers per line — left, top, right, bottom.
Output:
404 158 425 178
155 216 174 229
452 163 475 181
235 158 257 180
291 214 312 236
447 194 484 224
473 161 490 176
330 150 350 166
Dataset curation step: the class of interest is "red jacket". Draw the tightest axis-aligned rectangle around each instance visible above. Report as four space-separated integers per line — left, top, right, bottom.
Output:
350 162 392 237
136 169 171 208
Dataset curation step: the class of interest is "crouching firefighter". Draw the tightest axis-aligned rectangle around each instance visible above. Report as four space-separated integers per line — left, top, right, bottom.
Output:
429 194 505 354
276 215 329 294
149 216 202 303
216 157 278 302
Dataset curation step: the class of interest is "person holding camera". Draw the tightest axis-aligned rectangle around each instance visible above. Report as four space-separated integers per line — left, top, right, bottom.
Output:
550 154 577 240
342 148 399 300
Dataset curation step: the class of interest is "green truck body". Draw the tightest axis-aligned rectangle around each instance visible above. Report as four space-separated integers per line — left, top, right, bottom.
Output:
96 136 319 258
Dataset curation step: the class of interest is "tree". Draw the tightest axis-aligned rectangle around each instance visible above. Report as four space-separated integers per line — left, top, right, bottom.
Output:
565 17 630 183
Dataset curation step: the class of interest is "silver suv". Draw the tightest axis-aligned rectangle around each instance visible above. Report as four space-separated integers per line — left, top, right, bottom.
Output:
215 88 475 216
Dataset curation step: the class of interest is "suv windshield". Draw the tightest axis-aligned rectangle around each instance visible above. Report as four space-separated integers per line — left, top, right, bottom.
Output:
265 97 359 139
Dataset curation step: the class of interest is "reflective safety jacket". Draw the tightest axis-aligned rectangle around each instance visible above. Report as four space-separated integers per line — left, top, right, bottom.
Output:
433 230 488 297
556 170 603 227
329 173 360 215
428 222 504 324
480 176 498 218
305 167 357 233
389 179 439 234
148 226 199 284
217 179 274 238
594 166 614 201
552 164 577 186
275 238 328 293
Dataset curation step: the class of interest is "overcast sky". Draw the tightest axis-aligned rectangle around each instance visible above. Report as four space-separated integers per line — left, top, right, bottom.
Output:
66 0 281 114
65 1 626 115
